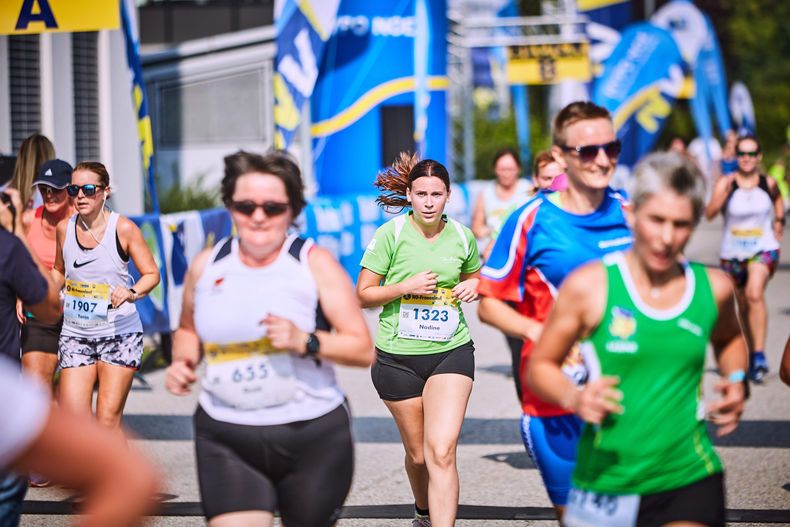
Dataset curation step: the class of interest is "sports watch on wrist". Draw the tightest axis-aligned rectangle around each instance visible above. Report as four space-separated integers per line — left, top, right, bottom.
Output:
304 333 320 357
129 288 138 302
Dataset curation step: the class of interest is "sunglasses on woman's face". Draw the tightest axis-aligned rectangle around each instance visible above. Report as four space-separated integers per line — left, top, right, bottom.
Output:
228 200 290 217
560 140 622 163
66 184 105 197
736 150 759 157
39 186 66 198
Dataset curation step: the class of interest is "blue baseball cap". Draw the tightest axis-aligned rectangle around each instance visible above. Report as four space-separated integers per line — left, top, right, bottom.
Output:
33 159 73 189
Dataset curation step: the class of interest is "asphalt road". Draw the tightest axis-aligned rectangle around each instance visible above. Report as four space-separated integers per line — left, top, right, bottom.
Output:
21 216 790 526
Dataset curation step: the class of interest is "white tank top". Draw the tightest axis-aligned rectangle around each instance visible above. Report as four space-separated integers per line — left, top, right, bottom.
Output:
720 175 780 259
483 179 531 234
195 235 344 426
61 212 142 337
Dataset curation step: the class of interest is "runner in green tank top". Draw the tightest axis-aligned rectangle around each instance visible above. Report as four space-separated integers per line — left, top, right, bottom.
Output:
357 153 480 527
528 152 748 527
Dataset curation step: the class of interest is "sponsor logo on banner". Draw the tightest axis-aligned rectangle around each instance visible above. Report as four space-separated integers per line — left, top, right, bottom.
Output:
2 0 119 35
506 43 592 85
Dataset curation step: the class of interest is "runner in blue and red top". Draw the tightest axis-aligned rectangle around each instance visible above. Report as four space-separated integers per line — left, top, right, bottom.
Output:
477 101 632 520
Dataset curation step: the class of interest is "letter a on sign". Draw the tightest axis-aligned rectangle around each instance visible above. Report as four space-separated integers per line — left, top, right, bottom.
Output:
2 0 119 35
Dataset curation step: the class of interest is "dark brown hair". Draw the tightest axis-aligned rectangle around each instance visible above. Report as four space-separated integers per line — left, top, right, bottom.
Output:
374 152 450 212
74 161 110 187
222 150 306 217
493 147 521 169
552 101 612 146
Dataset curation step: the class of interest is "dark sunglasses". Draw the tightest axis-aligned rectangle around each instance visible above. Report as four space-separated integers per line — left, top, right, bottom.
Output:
736 150 760 157
228 200 290 217
560 140 622 162
39 186 66 198
66 184 105 197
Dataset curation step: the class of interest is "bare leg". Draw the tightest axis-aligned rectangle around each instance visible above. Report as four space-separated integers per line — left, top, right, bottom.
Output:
58 365 98 416
95 361 136 431
21 351 58 396
421 373 473 527
743 262 771 352
383 396 429 511
210 511 273 527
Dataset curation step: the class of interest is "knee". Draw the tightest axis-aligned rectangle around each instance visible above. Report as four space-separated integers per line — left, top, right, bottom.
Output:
744 286 764 305
425 442 456 470
405 448 426 468
95 408 123 429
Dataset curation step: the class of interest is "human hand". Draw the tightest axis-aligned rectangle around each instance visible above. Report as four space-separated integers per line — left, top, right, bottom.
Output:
264 314 307 354
452 278 479 303
111 286 135 308
0 188 22 233
401 270 438 296
16 299 25 325
707 377 745 437
165 359 197 395
572 376 624 424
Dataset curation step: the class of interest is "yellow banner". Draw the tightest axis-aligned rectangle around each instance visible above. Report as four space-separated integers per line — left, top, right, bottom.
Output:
1 0 119 35
506 43 591 85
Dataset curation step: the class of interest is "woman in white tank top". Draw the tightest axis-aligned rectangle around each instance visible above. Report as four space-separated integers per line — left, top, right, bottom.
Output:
165 151 373 527
51 162 160 432
706 135 785 381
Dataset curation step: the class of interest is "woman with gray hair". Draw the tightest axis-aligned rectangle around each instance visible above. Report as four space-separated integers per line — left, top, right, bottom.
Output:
527 152 747 527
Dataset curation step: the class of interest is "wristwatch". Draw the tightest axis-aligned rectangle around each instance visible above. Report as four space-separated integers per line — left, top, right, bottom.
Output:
304 333 320 357
129 288 138 302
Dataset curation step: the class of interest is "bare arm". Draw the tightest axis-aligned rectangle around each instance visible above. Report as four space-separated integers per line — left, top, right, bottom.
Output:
767 177 785 240
165 248 210 395
705 175 733 220
356 267 437 308
51 219 67 292
706 268 748 436
10 405 159 527
471 192 491 239
267 247 374 367
780 335 790 387
112 217 161 308
477 295 544 342
527 263 621 424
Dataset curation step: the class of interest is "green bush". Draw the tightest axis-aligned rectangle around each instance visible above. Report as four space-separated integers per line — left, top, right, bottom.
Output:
146 174 221 214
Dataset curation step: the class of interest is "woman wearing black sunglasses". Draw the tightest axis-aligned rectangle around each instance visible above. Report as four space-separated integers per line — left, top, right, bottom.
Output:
706 135 785 382
51 161 160 434
165 150 373 527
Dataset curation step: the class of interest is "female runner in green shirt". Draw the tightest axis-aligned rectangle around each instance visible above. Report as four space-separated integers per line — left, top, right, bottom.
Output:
528 152 747 527
357 153 480 527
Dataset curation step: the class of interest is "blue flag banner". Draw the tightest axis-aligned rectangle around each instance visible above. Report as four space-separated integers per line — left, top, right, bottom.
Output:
593 22 684 168
128 214 169 334
578 0 631 32
729 81 756 135
697 14 731 138
274 0 340 149
120 0 159 213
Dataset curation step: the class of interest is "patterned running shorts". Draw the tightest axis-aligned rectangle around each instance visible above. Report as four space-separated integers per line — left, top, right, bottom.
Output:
58 332 144 369
720 250 780 288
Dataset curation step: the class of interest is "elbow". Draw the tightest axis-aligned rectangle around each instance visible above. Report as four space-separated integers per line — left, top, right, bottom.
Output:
477 297 494 325
348 335 375 367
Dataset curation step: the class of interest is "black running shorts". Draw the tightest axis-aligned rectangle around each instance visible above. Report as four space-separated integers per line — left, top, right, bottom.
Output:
371 340 475 401
21 316 63 355
637 472 725 527
194 402 354 526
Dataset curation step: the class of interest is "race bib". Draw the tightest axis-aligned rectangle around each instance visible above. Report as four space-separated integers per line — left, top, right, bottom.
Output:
731 227 762 254
204 337 296 410
64 280 110 327
564 488 640 527
398 287 460 342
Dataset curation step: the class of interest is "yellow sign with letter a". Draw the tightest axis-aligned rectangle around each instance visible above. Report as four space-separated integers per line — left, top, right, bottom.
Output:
1 0 119 35
506 42 591 85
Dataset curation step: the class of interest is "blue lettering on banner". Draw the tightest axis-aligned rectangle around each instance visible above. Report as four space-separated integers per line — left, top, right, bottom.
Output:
15 0 57 30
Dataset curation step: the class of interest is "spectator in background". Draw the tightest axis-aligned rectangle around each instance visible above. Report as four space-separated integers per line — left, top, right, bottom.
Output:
8 134 55 211
471 148 530 246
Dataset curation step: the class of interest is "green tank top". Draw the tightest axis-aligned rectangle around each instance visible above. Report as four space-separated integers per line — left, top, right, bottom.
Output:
574 251 723 495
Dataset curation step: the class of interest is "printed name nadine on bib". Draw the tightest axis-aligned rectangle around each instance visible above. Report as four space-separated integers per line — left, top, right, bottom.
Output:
64 280 110 327
398 287 460 342
204 337 297 410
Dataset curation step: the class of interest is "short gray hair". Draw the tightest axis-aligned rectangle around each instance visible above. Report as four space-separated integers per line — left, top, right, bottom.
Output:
627 152 706 223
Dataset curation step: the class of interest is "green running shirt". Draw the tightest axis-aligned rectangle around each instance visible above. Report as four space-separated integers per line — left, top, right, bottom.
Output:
360 212 480 355
575 251 723 495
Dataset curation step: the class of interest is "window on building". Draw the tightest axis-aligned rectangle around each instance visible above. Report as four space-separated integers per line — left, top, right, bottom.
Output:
159 69 267 145
72 32 100 162
9 35 41 152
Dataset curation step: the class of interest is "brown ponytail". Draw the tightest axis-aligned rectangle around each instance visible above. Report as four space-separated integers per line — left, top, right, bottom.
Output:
374 152 451 213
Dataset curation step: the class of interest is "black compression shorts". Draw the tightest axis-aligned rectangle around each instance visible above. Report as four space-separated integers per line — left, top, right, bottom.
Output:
194 402 354 526
637 472 725 527
371 340 475 401
21 316 62 355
